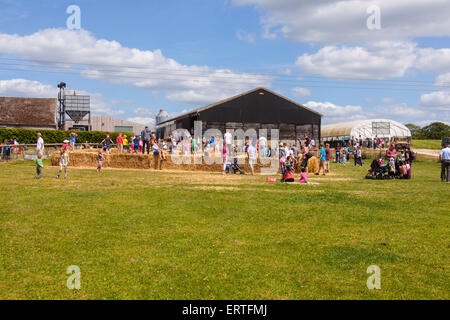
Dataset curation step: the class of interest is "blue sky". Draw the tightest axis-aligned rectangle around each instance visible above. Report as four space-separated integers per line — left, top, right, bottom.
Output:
0 0 449 126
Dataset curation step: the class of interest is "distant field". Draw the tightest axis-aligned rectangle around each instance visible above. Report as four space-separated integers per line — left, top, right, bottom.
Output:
0 159 448 300
412 139 442 150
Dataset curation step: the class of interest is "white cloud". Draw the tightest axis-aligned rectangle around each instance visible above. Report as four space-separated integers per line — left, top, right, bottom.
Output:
416 48 450 74
166 90 232 106
126 117 155 126
304 99 448 124
233 0 450 43
0 28 272 106
420 91 450 109
0 78 123 116
132 107 155 118
304 101 365 123
0 78 56 97
374 102 430 119
236 29 256 44
435 72 450 86
381 97 395 104
296 41 417 80
292 87 311 99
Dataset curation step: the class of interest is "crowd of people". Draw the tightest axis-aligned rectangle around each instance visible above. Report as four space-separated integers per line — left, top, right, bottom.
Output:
0 138 20 161
8 129 446 183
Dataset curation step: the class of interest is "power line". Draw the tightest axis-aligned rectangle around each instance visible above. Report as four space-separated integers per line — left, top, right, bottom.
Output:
1 66 447 93
1 56 450 86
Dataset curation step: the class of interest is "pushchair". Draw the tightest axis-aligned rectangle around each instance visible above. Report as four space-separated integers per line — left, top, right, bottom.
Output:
231 158 245 175
366 159 390 180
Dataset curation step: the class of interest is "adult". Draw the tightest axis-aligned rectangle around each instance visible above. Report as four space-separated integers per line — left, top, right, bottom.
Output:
259 135 267 157
386 144 398 160
247 143 257 175
224 130 233 156
404 146 413 179
439 143 450 182
316 144 326 176
36 133 44 156
304 134 311 148
279 143 288 174
141 126 152 154
325 143 331 173
291 144 299 160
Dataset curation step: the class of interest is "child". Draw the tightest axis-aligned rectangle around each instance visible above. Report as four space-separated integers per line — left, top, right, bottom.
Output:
116 133 124 153
354 146 363 167
299 167 308 184
57 148 69 179
35 153 44 179
101 134 113 153
138 137 143 154
97 149 103 172
342 152 347 166
123 135 128 153
62 139 69 151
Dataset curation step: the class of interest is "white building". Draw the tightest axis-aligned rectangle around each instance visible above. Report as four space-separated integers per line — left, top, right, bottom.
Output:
65 115 150 134
321 119 412 142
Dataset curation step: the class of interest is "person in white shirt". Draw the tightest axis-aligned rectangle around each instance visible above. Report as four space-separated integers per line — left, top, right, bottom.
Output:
259 136 267 157
224 130 233 157
36 133 44 156
439 144 450 182
247 144 257 175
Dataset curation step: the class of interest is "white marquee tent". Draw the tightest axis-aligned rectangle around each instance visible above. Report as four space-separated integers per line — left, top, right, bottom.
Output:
321 119 411 141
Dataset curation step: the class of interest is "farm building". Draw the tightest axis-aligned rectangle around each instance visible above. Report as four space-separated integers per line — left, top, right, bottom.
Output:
65 115 148 134
0 97 57 130
321 119 412 142
156 87 322 143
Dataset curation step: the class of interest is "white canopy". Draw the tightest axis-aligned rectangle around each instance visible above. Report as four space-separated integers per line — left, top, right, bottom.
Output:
321 119 411 141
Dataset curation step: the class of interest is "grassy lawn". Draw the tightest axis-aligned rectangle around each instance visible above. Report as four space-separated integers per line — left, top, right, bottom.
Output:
412 139 443 150
0 159 448 300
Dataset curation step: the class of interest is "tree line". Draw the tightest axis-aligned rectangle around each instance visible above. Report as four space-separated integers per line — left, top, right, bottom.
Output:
405 122 450 140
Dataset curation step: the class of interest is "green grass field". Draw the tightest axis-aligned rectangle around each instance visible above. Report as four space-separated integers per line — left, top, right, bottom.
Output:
0 159 448 300
411 139 443 150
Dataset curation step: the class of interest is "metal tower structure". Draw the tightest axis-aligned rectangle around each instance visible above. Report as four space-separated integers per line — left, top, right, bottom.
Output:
57 82 91 131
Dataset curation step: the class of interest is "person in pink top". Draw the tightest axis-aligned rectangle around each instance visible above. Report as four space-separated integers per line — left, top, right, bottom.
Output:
221 142 228 175
386 144 398 159
299 167 308 184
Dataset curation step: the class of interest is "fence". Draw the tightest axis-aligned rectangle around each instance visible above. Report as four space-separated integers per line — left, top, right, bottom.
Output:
0 143 104 162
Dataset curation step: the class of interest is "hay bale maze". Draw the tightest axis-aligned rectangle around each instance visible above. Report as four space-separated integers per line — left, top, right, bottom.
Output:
51 149 320 174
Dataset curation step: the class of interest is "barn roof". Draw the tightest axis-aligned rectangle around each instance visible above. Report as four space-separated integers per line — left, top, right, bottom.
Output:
159 87 322 125
0 97 57 127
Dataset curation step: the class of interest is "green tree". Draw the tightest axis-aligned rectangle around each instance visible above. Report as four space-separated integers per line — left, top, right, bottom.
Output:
405 123 423 138
421 122 450 140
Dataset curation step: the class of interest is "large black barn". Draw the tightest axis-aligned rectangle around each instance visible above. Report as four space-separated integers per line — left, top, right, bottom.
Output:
156 87 322 143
